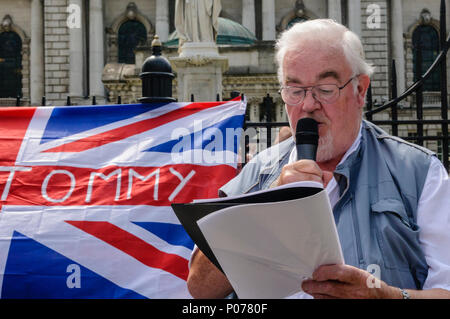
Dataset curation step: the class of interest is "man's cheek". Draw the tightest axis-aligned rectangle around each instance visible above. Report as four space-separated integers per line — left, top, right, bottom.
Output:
286 105 301 125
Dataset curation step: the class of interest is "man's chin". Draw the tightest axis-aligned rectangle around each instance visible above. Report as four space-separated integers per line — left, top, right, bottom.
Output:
316 135 334 163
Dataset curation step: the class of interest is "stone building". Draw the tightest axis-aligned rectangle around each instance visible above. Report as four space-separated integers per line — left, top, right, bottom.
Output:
0 0 449 157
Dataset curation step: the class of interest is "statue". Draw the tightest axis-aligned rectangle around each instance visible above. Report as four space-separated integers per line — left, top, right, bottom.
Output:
175 0 221 49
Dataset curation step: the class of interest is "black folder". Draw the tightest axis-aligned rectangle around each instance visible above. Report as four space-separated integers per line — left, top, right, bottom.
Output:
171 183 323 273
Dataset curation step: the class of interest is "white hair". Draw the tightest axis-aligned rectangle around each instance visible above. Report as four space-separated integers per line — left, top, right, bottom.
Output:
275 19 375 85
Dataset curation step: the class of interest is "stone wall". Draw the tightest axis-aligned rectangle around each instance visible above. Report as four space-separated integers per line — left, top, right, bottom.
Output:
361 0 389 105
43 0 69 105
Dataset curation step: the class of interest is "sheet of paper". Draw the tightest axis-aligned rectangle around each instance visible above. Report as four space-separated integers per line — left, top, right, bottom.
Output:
197 189 344 299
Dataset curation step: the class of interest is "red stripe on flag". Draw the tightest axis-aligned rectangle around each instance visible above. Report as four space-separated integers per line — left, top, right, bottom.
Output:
66 220 189 281
0 107 36 166
43 102 223 153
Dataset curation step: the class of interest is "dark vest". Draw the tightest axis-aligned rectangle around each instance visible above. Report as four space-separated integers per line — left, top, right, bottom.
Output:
220 120 434 289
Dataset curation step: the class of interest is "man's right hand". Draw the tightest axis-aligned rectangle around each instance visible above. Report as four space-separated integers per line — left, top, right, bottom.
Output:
277 159 324 186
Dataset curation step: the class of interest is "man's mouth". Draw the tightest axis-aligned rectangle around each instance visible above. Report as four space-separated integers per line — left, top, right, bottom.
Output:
316 121 325 127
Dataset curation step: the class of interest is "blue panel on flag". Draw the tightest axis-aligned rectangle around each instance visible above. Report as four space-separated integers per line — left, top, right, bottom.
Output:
40 103 169 144
133 222 194 250
2 231 146 299
144 114 244 153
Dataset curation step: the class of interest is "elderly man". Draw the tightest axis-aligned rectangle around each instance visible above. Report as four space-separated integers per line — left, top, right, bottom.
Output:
187 19 450 299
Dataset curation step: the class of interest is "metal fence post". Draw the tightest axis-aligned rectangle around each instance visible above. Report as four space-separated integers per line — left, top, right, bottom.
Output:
366 84 373 122
415 44 424 146
391 60 398 136
139 35 176 104
262 94 274 147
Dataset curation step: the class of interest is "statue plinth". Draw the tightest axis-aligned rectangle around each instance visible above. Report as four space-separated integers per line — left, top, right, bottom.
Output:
170 41 228 102
178 41 219 57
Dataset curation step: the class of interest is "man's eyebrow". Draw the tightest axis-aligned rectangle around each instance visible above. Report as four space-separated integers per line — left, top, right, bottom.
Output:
318 71 340 81
285 76 302 84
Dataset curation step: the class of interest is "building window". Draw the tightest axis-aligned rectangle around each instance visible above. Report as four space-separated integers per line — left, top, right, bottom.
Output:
412 24 440 91
255 0 262 40
169 0 176 33
0 31 22 98
118 20 147 64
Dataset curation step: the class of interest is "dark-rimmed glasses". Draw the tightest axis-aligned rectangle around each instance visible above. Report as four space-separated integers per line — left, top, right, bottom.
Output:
279 76 357 105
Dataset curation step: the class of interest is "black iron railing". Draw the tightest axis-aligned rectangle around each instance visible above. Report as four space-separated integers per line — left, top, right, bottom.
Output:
9 0 449 171
365 0 449 170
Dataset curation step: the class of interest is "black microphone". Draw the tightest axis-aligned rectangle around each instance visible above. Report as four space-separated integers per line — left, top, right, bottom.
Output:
295 118 319 161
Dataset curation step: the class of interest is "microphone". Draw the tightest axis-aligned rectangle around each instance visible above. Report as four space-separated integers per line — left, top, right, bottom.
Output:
295 118 319 161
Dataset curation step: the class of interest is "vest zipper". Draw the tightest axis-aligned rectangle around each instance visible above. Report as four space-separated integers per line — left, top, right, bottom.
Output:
350 194 365 267
335 173 350 207
334 174 364 267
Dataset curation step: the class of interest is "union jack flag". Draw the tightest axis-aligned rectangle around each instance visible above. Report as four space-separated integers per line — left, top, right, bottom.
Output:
0 98 246 298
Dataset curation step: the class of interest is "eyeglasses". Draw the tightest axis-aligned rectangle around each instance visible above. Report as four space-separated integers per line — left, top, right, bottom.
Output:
279 76 357 105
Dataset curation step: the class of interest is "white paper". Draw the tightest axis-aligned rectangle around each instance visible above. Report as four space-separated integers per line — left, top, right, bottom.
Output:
197 189 344 299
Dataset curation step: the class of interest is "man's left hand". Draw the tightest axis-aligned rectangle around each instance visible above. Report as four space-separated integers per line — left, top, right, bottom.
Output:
301 264 402 299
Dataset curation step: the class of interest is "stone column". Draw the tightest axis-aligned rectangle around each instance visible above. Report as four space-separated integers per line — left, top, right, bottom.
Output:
348 0 361 37
89 0 105 99
242 0 256 35
155 0 169 42
391 0 405 94
262 0 275 40
68 0 84 99
328 0 342 23
30 0 44 105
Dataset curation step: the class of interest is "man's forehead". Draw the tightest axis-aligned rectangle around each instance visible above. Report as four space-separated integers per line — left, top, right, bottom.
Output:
283 46 349 83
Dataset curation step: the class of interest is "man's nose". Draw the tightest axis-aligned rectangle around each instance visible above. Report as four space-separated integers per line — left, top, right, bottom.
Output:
301 89 321 113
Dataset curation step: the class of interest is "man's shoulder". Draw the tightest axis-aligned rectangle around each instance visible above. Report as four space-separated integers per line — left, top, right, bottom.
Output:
362 120 435 157
249 136 295 166
361 120 436 181
219 137 294 197
239 136 294 182
237 136 294 177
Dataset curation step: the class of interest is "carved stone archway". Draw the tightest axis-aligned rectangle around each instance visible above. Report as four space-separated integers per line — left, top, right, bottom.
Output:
277 0 318 32
405 8 441 100
105 2 154 64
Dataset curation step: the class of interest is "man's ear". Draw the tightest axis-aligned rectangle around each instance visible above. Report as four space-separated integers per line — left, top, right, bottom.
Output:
356 74 370 108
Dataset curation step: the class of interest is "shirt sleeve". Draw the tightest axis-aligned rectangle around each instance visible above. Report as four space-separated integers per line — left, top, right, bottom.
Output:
188 244 198 269
417 156 450 290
